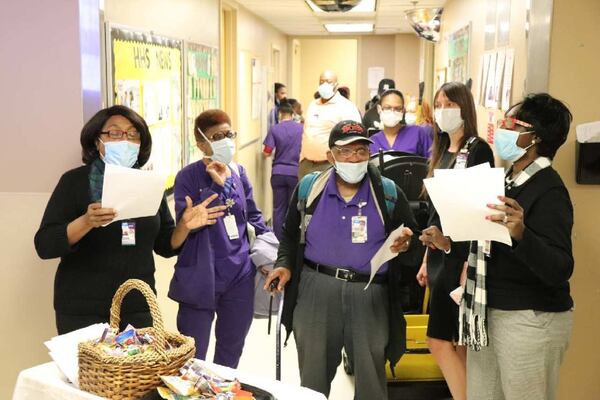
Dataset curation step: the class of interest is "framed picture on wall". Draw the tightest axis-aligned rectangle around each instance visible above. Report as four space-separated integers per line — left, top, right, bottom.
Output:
435 67 447 91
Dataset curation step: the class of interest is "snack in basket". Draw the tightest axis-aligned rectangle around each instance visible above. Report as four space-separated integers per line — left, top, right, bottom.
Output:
157 359 256 400
92 324 159 357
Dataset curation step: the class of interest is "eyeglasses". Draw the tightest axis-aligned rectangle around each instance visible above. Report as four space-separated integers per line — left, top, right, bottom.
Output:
100 130 140 140
381 106 404 113
206 130 237 142
333 146 370 159
497 117 533 130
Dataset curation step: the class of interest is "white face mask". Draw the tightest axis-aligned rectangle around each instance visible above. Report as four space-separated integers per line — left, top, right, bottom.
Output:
333 155 368 184
379 109 404 128
434 108 463 134
318 82 336 100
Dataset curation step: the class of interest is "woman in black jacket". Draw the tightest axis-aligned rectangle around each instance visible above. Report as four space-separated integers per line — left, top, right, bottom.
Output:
465 93 574 400
35 105 224 334
416 82 494 400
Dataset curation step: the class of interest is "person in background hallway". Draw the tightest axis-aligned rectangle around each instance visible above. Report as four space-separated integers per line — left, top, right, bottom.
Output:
265 121 421 400
263 102 303 240
362 78 396 135
465 93 574 400
168 109 270 368
268 82 287 131
337 86 350 100
368 89 433 158
299 69 361 179
416 82 494 400
416 99 434 128
34 105 224 334
286 98 304 124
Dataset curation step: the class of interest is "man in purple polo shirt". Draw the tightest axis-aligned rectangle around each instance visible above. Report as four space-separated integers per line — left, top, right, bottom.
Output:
264 121 422 400
368 89 433 158
263 102 303 240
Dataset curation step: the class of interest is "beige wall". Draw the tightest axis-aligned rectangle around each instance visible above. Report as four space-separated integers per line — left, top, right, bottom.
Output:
434 0 528 146
233 2 289 219
357 35 396 109
295 38 359 112
0 1 85 397
549 0 600 398
104 0 219 46
393 34 421 101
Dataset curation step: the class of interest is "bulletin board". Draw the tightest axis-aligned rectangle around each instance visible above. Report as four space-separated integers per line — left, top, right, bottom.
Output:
448 24 471 84
185 42 219 164
106 24 183 190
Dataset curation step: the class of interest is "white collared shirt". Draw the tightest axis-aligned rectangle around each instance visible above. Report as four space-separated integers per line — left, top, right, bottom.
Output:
301 92 361 161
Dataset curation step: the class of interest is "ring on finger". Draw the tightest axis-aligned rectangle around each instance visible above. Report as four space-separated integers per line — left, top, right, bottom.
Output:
503 214 509 224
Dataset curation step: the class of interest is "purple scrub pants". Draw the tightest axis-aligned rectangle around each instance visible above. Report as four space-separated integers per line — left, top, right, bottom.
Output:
176 271 255 368
271 174 298 241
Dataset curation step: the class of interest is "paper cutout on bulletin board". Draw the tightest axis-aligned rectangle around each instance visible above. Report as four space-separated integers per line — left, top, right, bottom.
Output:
448 24 471 84
109 25 183 190
484 52 497 109
185 42 219 164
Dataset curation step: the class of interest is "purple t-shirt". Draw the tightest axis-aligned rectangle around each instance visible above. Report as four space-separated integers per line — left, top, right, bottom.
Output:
263 120 303 176
304 172 388 275
369 124 433 158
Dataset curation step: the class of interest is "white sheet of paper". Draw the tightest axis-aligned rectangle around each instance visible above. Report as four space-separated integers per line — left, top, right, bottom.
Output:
44 323 109 387
424 165 511 245
365 224 405 290
101 164 166 223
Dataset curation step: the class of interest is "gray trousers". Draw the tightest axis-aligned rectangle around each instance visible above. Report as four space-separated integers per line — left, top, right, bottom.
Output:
293 267 389 400
467 308 573 400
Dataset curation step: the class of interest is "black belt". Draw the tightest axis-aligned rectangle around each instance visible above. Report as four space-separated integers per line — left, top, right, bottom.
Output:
305 260 387 284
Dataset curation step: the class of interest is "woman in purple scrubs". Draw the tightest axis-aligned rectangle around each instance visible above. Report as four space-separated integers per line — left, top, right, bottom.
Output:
168 109 270 368
369 89 433 158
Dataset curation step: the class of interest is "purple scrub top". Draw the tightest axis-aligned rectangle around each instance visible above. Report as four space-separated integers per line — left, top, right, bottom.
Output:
369 125 433 158
304 172 388 275
263 120 303 176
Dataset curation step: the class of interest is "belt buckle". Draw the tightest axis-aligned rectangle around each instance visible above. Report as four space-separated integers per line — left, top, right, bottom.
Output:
335 268 353 281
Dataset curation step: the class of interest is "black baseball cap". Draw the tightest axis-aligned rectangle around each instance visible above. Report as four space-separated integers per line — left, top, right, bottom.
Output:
329 120 373 148
378 79 395 95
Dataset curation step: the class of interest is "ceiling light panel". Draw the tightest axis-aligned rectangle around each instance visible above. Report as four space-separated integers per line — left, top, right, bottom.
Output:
324 23 374 32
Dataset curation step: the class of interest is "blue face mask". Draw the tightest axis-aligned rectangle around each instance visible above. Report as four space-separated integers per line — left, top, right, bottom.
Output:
494 128 535 162
101 140 140 167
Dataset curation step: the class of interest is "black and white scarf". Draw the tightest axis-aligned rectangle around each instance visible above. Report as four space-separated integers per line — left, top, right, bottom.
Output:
458 157 551 351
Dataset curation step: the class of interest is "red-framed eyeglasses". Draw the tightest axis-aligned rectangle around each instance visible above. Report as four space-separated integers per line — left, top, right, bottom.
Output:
497 117 533 130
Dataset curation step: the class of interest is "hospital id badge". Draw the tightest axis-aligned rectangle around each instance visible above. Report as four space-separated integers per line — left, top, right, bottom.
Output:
224 214 240 240
351 216 368 243
455 151 468 169
121 221 136 246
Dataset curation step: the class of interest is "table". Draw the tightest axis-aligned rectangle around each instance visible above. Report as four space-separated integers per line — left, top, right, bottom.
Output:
13 361 326 400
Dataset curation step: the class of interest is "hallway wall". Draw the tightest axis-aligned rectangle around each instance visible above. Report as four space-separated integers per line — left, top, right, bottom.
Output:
549 0 600 398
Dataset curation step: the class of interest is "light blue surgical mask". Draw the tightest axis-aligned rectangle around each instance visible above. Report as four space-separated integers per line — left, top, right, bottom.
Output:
318 82 336 100
197 127 236 165
494 128 535 162
210 138 236 165
101 140 140 167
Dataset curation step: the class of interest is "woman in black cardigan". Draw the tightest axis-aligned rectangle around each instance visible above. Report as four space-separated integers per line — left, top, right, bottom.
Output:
416 82 494 400
465 93 574 400
35 105 224 334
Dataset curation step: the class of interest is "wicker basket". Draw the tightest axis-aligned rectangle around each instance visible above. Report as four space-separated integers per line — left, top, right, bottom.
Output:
78 279 195 399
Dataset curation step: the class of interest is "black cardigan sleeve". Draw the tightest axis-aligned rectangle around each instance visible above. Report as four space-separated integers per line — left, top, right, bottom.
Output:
153 194 178 258
34 172 81 260
513 186 574 286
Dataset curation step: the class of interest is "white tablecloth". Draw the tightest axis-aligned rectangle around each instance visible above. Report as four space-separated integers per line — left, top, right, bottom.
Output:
12 361 326 400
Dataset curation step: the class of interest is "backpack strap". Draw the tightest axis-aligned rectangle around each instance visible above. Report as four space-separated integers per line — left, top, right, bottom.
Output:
381 176 398 217
297 171 320 244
